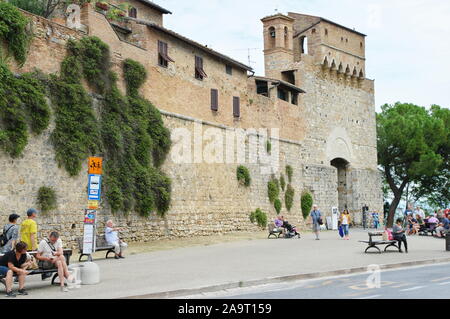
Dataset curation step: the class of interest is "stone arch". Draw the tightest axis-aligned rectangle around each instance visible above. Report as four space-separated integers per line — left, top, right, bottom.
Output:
326 127 353 164
359 69 364 78
345 65 351 75
331 59 337 70
352 67 358 77
268 26 276 49
338 62 344 73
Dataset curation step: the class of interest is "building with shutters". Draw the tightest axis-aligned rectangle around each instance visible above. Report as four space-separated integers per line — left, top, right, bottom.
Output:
0 1 383 244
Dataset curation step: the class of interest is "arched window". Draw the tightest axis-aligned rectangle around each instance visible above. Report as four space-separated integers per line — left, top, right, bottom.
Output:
300 36 308 54
128 7 137 18
268 26 276 49
284 26 289 48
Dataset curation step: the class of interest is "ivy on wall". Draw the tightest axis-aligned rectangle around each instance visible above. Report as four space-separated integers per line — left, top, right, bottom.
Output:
236 165 251 187
37 186 57 213
0 4 172 219
51 37 172 217
0 2 31 66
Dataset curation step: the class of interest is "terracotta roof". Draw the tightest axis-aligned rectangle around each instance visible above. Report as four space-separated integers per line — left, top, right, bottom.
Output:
135 0 172 14
137 20 253 72
254 76 306 93
289 13 366 38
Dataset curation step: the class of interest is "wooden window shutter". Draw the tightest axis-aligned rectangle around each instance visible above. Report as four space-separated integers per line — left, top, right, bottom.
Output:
211 89 218 111
233 96 240 118
195 56 207 78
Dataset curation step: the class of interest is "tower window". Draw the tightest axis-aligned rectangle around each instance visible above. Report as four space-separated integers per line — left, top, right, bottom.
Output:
269 27 276 38
325 29 328 36
312 28 316 34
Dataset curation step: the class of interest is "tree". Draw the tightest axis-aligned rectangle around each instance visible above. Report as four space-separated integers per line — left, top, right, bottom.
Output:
411 105 450 208
377 102 448 227
9 0 65 18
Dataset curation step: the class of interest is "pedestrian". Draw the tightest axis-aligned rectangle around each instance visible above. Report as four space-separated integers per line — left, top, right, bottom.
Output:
105 220 127 259
392 218 408 253
0 241 30 297
311 205 322 240
20 208 38 251
372 212 380 229
339 209 352 240
1 214 20 254
36 232 73 292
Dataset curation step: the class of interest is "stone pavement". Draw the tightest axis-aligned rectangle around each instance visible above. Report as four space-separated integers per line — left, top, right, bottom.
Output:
7 229 450 299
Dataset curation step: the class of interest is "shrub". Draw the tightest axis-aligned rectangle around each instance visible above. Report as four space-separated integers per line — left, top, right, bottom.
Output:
267 177 280 203
274 199 282 215
237 165 251 187
286 165 294 183
285 184 295 211
280 174 286 191
301 192 314 220
37 186 57 213
250 208 267 229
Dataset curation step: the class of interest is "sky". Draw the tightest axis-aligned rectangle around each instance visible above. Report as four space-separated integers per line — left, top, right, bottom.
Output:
157 0 450 112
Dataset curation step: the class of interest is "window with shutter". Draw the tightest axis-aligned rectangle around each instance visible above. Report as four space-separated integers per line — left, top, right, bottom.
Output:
195 56 207 80
233 97 240 118
128 7 137 18
211 89 218 111
158 40 174 67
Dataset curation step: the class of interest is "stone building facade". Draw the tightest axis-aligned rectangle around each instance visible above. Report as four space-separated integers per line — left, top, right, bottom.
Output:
0 1 383 247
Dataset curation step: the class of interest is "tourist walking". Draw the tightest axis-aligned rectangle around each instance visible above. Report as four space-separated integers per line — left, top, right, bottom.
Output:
1 214 20 254
340 209 352 240
311 205 322 240
20 209 38 251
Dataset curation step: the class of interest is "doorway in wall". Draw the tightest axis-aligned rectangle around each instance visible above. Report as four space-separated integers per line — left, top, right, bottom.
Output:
331 158 350 213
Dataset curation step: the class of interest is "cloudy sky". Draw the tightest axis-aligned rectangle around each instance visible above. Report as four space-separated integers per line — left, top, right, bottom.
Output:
157 0 449 111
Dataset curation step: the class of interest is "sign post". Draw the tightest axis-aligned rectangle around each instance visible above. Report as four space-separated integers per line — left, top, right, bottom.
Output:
83 157 103 262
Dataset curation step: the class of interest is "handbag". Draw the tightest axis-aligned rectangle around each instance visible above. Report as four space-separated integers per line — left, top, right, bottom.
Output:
318 218 323 226
26 255 39 270
338 225 344 238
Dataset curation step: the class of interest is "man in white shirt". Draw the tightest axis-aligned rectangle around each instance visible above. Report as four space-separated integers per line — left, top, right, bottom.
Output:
105 220 127 259
36 232 72 292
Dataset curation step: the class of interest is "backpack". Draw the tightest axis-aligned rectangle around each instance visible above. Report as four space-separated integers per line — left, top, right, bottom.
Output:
0 225 14 247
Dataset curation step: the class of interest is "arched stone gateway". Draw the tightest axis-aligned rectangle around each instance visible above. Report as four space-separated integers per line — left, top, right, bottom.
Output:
326 127 353 213
331 158 350 213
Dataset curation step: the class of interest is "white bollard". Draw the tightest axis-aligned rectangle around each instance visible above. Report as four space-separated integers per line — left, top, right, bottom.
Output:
80 262 100 285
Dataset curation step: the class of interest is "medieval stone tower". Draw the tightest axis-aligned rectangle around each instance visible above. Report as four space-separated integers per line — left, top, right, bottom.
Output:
261 13 382 220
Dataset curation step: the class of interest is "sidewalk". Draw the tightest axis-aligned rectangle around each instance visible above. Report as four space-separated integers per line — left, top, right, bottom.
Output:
11 229 450 299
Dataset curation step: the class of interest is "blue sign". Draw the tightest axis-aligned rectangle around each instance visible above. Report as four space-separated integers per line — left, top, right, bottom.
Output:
88 174 102 201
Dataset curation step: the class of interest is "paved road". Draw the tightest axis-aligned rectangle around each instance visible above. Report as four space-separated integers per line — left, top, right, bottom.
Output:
5 229 450 299
186 263 450 299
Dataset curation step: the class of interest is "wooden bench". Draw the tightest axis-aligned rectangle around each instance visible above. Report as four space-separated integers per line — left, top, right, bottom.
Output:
76 235 115 262
0 249 73 286
359 232 400 254
267 223 283 239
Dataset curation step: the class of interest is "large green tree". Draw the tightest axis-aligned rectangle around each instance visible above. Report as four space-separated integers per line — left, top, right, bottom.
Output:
377 103 449 227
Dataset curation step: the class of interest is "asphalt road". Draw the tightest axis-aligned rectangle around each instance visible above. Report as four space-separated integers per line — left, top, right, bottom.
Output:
186 263 450 299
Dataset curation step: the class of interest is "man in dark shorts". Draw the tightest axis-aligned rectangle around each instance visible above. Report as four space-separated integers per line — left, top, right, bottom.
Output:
0 241 30 297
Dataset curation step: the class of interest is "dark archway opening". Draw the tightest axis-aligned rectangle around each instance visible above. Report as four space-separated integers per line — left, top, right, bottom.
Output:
331 158 350 213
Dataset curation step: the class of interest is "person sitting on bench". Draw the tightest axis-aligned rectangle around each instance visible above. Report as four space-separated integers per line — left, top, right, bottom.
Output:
36 232 72 292
105 220 128 259
280 216 299 237
393 218 408 253
0 241 30 297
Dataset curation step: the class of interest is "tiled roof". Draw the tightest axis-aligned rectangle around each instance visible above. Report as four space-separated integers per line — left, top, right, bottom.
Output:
135 0 172 14
254 76 306 93
137 20 253 72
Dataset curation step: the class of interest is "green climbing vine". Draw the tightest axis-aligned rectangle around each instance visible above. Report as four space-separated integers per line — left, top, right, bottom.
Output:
0 64 50 158
37 186 57 213
0 2 31 66
51 37 172 217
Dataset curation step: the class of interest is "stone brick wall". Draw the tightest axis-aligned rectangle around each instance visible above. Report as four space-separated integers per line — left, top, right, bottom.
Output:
0 6 383 248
